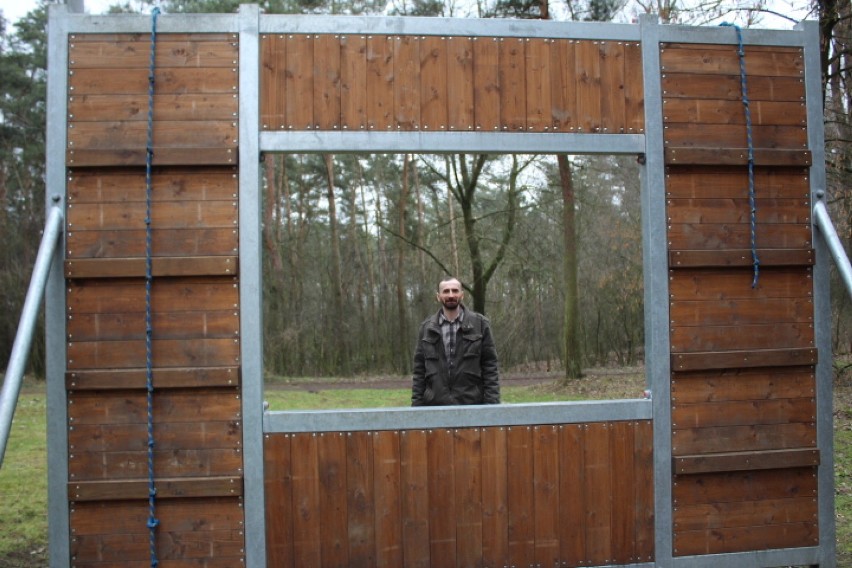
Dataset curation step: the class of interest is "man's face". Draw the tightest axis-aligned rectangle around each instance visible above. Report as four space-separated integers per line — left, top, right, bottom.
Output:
437 279 464 310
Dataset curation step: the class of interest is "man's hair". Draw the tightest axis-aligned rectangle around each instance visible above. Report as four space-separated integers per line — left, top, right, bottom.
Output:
437 277 462 292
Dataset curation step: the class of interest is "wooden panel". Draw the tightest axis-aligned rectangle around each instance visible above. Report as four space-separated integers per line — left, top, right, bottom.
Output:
525 38 551 132
672 348 818 371
549 38 576 131
65 256 238 279
67 278 238 314
671 322 814 352
446 36 474 131
69 93 238 122
68 147 237 167
373 430 402 567
672 422 816 455
68 120 237 150
291 433 321 566
473 37 500 131
662 73 805 102
69 37 238 68
533 425 560 566
599 41 625 133
67 337 240 369
663 99 807 126
318 432 349 567
675 520 817 555
669 268 813 301
664 124 808 149
672 397 816 429
624 42 644 133
499 37 526 131
67 167 238 203
340 34 368 131
366 35 394 130
71 531 244 563
559 424 586 564
400 430 429 568
610 421 634 563
69 448 243 480
660 44 804 77
67 310 237 342
69 421 239 452
507 426 534 565
314 34 342 130
667 197 809 224
68 389 240 425
68 201 236 230
266 434 294 568
393 36 420 130
66 367 240 390
667 223 812 250
69 476 242 501
575 40 602 132
346 431 376 567
584 423 612 565
633 421 655 562
261 34 286 130
674 448 820 474
669 249 814 268
420 35 448 131
665 147 812 166
671 366 815 403
674 494 817 530
454 428 483 567
481 426 508 567
673 466 817 505
666 166 809 199
285 35 314 130
70 68 238 95
426 429 455 566
71 496 243 534
670 297 813 327
67 227 238 258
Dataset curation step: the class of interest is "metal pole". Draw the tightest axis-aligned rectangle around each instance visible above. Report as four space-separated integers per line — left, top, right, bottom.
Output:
813 198 852 302
0 203 64 467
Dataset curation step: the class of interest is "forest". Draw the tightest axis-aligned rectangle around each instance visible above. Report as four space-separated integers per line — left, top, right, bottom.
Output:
0 0 849 380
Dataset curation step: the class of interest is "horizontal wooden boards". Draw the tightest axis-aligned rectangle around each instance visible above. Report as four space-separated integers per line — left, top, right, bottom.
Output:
674 448 819 474
66 367 240 390
70 476 242 501
70 497 245 565
68 34 238 167
265 422 654 567
672 467 818 556
260 34 644 134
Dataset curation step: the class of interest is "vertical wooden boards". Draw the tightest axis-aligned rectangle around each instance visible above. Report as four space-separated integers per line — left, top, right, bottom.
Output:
259 34 645 134
263 421 654 566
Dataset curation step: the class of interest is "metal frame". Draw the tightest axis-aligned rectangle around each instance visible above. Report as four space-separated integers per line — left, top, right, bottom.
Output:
42 7 836 568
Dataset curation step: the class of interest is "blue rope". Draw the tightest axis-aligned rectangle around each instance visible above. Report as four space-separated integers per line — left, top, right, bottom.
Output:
721 22 760 287
145 7 161 568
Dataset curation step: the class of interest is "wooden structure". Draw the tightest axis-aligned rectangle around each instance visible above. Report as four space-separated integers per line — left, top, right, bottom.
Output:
43 5 835 568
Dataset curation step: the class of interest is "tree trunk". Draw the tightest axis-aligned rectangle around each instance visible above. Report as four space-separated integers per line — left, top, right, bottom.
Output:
396 154 411 369
324 154 348 373
558 154 582 380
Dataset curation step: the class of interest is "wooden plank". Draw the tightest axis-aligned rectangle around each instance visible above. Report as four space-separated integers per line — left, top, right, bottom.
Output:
318 432 349 567
662 73 805 102
664 147 812 166
666 197 809 224
599 41 625 134
665 166 809 199
454 428 483 567
70 68 238 96
473 37 500 131
481 426 508 567
69 476 241 501
633 421 655 563
507 426 534 565
67 338 240 369
669 267 813 301
285 34 314 130
532 425 560 567
610 422 634 564
673 495 818 530
314 34 342 130
669 249 814 268
340 34 368 131
71 530 244 562
68 389 240 425
68 421 240 452
291 433 321 567
427 428 456 566
67 310 238 342
373 430 402 568
664 124 808 150
498 37 526 131
393 35 420 130
67 167 238 204
71 33 236 43
674 521 817 556
68 201 237 230
674 448 820 474
670 322 814 352
663 99 807 126
672 397 816 429
69 94 238 122
549 38 576 131
559 424 585 565
672 422 816 455
624 42 644 133
69 38 238 68
346 431 376 567
420 36 448 131
65 256 238 279
69 448 243 479
575 40 602 132
67 278 239 314
446 36 474 131
525 38 551 132
70 556 241 568
366 35 394 130
265 434 295 568
400 430 430 568
672 348 818 371
261 34 286 130
660 44 804 77
667 222 812 250
669 297 813 327
671 366 815 403
67 147 237 167
66 367 240 390
584 423 612 565
68 120 237 150
67 227 238 258
673 466 818 505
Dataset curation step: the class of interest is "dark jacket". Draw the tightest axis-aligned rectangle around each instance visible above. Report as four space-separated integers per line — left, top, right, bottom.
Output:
411 308 500 406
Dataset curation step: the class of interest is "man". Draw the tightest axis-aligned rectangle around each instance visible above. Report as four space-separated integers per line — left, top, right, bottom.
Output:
411 277 501 406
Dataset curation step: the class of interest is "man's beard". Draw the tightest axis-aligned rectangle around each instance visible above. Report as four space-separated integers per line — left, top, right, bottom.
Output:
441 299 459 310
